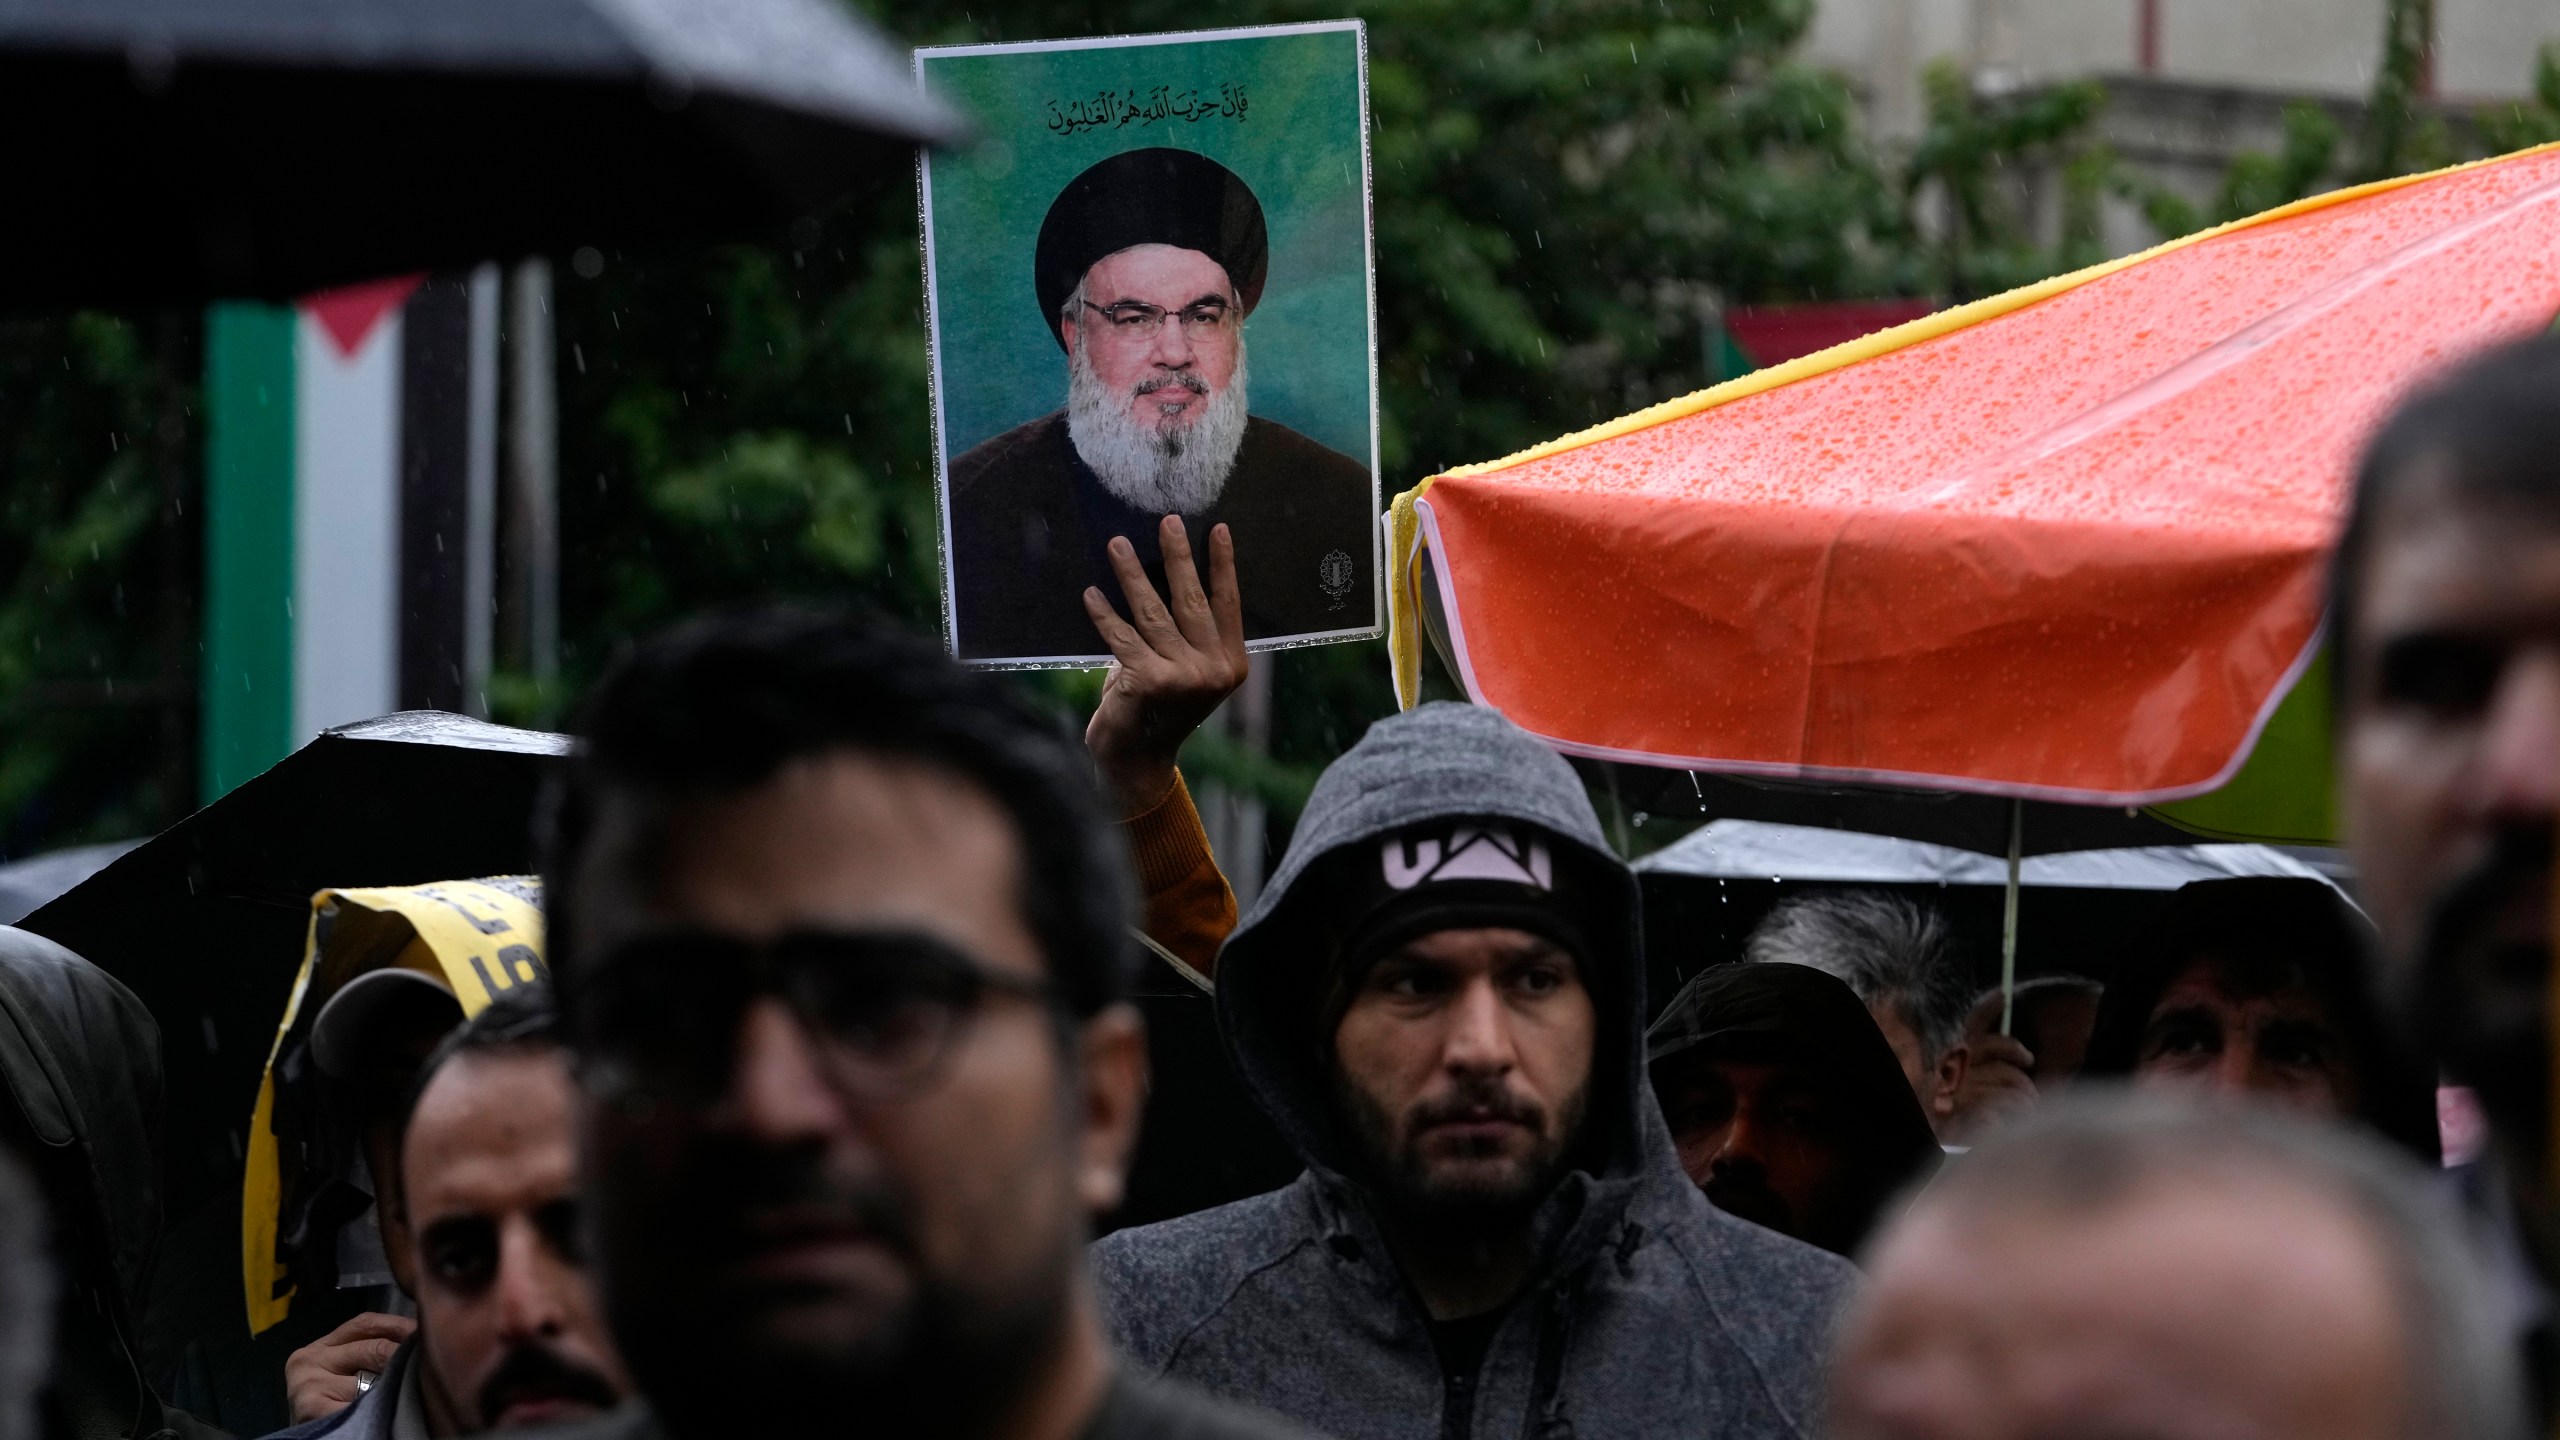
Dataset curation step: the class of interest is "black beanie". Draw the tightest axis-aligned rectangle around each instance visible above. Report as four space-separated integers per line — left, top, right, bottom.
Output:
1315 821 1590 1035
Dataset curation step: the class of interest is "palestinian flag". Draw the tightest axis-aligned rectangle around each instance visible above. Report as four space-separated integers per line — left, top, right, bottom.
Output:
201 272 498 800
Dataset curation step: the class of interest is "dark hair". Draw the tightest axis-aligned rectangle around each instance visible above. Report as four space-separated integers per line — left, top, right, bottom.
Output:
402 983 561 1131
2332 332 2560 695
541 607 1135 1018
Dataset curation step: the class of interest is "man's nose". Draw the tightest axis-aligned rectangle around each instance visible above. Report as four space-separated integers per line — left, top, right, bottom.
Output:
722 998 851 1143
2211 1042 2257 1097
1709 1119 1766 1175
1146 316 1196 367
1441 978 1518 1075
2469 650 2560 822
495 1220 567 1340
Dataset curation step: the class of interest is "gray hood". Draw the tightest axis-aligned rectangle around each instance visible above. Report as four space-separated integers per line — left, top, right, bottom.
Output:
1214 701 1653 1190
0 926 161 1315
1099 705 1859 1440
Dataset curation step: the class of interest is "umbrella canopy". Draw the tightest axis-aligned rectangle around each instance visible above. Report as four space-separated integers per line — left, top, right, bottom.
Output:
1631 819 2343 1016
0 0 965 309
1635 819 2335 890
0 839 139 924
19 712 565 1224
1386 142 2560 823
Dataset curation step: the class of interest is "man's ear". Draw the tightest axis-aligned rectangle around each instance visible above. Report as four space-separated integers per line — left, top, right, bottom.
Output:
1072 1003 1150 1216
1061 316 1081 359
1931 1044 1971 1120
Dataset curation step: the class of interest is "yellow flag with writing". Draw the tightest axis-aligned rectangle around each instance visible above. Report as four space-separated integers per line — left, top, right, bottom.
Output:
241 877 546 1334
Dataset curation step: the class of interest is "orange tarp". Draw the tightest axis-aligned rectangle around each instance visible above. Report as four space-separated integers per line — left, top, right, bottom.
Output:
1388 142 2560 804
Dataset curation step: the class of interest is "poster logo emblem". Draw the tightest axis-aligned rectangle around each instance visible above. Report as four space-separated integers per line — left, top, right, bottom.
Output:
1319 548 1355 608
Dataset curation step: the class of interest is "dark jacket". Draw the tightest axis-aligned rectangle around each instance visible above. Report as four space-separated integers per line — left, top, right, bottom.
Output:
2079 877 2440 1162
511 1370 1320 1440
947 410 1375 661
1646 963 1943 1256
1092 703 1859 1440
0 926 226 1440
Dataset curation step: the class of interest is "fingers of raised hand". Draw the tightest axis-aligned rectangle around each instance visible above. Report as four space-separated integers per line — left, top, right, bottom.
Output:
1206 522 1246 665
328 1313 417 1345
1157 516 1221 650
1082 587 1151 669
1106 536 1184 647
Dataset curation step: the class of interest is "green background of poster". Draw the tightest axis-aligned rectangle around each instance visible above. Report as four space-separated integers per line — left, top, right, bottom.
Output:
919 25 1373 467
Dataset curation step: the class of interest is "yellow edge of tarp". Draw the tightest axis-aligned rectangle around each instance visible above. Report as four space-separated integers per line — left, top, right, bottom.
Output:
242 878 547 1335
1385 138 2560 710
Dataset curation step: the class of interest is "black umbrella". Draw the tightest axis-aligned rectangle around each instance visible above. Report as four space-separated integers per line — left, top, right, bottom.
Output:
19 711 565 1226
0 0 966 310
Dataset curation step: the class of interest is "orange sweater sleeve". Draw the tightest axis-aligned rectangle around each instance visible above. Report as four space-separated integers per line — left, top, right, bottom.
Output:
1124 770 1237 983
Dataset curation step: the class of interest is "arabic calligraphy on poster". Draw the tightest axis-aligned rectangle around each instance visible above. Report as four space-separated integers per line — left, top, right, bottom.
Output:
1047 82 1250 134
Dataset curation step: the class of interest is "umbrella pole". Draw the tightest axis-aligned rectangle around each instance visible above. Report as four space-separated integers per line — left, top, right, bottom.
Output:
2000 799 2023 1036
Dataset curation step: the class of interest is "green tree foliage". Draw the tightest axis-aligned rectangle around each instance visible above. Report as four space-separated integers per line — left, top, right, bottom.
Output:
2117 100 2346 239
2360 0 2457 180
1901 63 2109 298
0 316 196 855
2478 41 2560 153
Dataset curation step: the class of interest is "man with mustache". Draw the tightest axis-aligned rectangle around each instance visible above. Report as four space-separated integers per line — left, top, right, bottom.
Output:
947 146 1374 661
2330 333 2560 1415
271 987 632 1439
1093 703 1857 1440
541 610 1312 1440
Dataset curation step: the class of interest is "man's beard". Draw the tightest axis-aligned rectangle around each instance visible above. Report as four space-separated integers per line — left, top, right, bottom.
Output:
593 1136 1077 1440
1331 1066 1587 1227
1064 339 1249 515
2409 821 2553 1171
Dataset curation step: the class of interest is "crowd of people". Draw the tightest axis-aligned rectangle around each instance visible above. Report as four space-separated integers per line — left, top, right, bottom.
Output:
3 274 2560 1440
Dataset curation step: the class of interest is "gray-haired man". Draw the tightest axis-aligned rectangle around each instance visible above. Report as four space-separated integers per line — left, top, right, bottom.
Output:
1745 891 2001 1139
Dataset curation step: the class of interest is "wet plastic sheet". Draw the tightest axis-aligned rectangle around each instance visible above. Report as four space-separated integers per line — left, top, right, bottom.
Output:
1389 142 2560 804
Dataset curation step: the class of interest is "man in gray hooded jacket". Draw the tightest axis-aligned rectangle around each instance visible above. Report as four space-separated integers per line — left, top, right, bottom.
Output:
1092 703 1859 1440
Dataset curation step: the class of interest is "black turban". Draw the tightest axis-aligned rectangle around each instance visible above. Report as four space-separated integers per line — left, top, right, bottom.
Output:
1035 147 1268 351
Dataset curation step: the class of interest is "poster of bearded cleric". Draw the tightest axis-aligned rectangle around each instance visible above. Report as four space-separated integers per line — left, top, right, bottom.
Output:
917 22 1381 665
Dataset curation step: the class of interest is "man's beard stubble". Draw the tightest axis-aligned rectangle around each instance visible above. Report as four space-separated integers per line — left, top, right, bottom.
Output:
592 1133 1079 1440
2411 821 2554 1173
1331 1066 1589 1228
1065 337 1250 516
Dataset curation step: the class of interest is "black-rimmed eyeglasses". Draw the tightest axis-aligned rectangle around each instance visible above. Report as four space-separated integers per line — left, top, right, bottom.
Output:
1081 299 1233 339
562 929 1058 1105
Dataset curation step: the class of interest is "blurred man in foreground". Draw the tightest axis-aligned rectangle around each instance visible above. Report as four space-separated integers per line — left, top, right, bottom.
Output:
1095 703 1854 1440
545 610 1310 1440
1746 891 1984 1139
1646 963 1940 1257
2078 877 2439 1160
271 988 630 1439
1829 1096 2521 1440
2329 334 2560 1407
